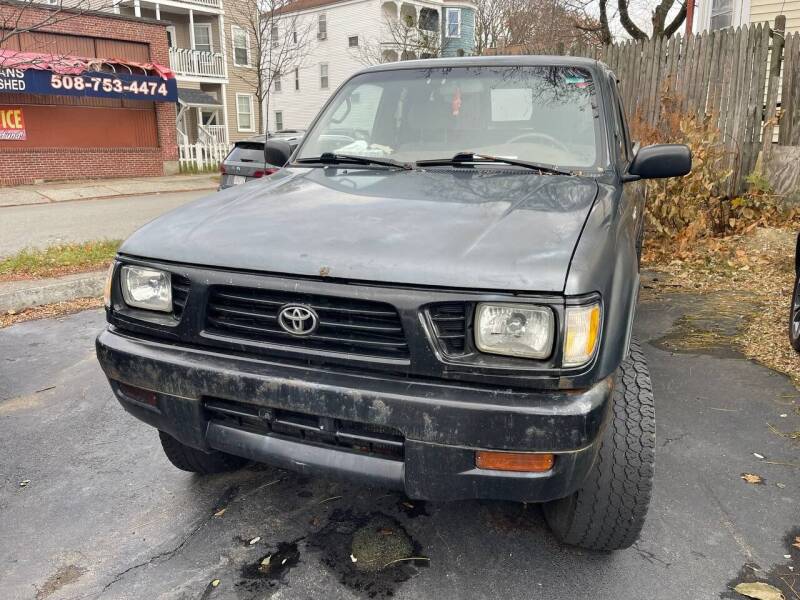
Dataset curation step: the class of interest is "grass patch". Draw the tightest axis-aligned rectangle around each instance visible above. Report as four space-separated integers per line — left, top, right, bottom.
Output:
0 240 121 281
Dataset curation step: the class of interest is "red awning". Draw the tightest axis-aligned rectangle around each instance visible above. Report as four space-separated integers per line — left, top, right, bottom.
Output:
0 49 175 79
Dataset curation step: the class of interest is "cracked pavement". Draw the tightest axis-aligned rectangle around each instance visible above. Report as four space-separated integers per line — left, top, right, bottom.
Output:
1 293 798 600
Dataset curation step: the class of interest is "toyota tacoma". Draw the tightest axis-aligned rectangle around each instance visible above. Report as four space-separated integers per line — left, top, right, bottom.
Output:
96 56 690 551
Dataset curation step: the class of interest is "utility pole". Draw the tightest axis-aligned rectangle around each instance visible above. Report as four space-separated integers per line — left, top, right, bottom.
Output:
685 0 694 36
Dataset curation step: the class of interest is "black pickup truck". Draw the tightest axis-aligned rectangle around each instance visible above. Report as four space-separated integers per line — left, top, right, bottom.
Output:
96 56 690 551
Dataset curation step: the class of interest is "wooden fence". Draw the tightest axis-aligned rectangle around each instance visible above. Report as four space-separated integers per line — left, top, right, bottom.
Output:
557 17 800 194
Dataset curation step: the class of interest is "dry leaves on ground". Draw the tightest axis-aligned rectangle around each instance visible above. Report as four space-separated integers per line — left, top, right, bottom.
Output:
734 581 786 600
741 473 764 484
1 297 103 329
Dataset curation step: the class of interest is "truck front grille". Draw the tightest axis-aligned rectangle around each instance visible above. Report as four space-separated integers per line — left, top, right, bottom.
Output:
204 286 409 359
204 397 405 460
430 302 470 355
171 275 191 319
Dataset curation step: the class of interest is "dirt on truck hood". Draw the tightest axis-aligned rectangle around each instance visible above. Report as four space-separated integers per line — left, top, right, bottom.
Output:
120 167 599 293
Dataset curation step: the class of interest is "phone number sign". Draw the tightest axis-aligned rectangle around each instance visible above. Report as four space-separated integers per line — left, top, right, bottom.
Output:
0 68 178 102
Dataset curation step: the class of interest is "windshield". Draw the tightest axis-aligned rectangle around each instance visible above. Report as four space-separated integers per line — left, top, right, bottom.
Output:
296 65 604 169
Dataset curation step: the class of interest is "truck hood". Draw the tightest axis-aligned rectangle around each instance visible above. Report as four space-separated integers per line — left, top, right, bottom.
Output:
121 167 599 292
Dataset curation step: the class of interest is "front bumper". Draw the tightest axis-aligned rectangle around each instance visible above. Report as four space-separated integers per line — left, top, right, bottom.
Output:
97 328 613 502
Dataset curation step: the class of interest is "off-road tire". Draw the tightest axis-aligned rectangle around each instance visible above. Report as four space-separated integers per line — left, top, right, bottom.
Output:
543 339 655 552
158 431 249 474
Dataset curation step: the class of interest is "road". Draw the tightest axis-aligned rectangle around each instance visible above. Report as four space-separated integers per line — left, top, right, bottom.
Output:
0 292 798 600
0 189 212 257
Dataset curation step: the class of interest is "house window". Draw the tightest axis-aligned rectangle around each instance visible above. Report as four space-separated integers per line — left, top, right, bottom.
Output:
710 0 733 29
236 93 254 132
165 26 176 48
295 67 300 90
232 26 250 66
348 35 359 47
271 24 279 47
275 111 284 131
318 13 327 39
273 72 281 92
193 23 213 53
320 63 329 89
446 8 461 38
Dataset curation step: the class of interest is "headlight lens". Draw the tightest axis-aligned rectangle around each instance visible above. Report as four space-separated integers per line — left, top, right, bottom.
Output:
475 303 554 359
103 262 116 308
563 303 601 367
120 266 172 312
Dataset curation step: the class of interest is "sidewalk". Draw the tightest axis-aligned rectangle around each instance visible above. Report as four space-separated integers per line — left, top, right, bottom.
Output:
0 174 219 208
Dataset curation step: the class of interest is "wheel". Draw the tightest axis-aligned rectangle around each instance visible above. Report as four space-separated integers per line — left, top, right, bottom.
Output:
158 431 249 474
789 272 800 352
543 339 655 552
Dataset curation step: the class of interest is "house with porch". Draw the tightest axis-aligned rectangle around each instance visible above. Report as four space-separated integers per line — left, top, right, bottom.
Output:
695 0 798 32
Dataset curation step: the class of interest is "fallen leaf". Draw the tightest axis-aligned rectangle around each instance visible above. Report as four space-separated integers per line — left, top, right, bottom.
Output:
793 536 800 550
741 473 764 484
733 581 785 600
378 528 394 536
214 508 226 517
249 536 261 545
211 579 220 588
309 516 320 527
261 555 271 567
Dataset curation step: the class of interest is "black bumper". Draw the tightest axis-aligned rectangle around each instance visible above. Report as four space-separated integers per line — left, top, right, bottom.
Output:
96 328 613 502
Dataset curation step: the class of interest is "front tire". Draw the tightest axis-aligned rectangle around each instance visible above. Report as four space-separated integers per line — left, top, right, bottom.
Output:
158 431 249 474
543 340 655 552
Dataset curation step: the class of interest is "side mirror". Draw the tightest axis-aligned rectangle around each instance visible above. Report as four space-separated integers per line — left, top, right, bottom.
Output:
264 139 293 168
626 144 691 181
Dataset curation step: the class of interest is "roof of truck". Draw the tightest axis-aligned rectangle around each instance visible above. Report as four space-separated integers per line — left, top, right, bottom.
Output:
361 55 607 74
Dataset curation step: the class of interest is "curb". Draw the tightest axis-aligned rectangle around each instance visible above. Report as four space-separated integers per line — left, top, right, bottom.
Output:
0 271 106 313
0 184 218 209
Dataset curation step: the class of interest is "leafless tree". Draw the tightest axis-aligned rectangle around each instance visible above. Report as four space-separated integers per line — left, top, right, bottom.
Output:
228 0 314 133
616 0 685 39
352 10 452 66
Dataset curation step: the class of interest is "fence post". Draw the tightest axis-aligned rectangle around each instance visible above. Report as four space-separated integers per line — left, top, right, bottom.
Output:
760 15 786 165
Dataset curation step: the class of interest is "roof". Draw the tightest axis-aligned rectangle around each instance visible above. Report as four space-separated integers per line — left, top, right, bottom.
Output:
273 0 351 14
0 49 174 79
177 88 221 106
359 55 604 74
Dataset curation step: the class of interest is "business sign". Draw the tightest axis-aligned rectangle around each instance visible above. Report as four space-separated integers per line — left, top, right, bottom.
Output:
0 107 26 140
0 68 178 102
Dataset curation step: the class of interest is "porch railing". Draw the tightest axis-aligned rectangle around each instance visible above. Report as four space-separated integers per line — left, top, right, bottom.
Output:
199 124 228 145
179 142 231 173
169 48 226 79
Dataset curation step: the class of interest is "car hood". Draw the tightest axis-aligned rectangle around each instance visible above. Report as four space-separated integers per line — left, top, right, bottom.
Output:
121 167 599 292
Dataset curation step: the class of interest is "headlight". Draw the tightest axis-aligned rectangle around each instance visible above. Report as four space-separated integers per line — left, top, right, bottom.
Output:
563 303 601 367
475 303 554 359
103 262 116 308
120 266 172 312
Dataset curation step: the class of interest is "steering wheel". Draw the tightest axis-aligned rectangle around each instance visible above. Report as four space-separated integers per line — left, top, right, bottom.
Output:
506 132 571 154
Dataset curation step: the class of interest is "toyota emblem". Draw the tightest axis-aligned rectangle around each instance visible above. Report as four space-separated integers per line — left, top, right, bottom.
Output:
277 305 318 336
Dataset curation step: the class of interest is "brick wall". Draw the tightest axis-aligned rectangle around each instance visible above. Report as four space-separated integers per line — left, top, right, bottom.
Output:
0 3 178 184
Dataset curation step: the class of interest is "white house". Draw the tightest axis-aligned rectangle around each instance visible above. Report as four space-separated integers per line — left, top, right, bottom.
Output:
266 0 476 131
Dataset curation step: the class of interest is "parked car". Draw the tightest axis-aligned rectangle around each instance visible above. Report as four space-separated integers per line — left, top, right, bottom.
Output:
218 130 304 190
97 56 690 551
790 233 800 351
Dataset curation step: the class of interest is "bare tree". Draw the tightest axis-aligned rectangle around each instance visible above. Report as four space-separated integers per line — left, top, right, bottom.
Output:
227 0 314 134
352 9 451 66
617 0 686 40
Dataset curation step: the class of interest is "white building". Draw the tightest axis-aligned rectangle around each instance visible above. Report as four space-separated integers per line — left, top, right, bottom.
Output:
267 0 476 131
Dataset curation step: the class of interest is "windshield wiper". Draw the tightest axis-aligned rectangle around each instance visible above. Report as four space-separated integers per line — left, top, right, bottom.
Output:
294 153 413 170
416 152 572 175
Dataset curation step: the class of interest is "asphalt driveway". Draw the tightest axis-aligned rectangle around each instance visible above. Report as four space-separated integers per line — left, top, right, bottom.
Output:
1 292 798 600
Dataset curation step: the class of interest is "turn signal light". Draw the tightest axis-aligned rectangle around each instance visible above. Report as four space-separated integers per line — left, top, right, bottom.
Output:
475 451 555 472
